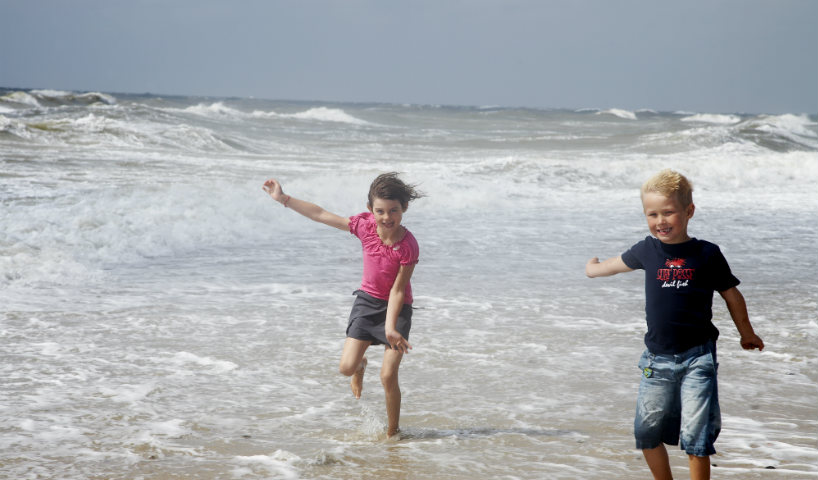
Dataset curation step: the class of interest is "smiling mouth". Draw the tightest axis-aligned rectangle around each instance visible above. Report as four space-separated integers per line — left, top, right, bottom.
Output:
657 227 671 236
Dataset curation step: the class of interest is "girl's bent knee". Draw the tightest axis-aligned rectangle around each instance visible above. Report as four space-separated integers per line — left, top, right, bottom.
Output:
380 372 398 388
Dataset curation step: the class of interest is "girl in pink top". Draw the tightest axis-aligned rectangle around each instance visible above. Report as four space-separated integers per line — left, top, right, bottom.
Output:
263 173 422 439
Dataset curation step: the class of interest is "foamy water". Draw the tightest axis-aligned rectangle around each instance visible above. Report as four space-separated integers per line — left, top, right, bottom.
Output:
1 88 817 479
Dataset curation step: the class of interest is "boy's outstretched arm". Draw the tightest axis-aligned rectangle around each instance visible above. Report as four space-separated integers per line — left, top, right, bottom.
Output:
586 256 633 278
719 286 764 351
263 178 350 231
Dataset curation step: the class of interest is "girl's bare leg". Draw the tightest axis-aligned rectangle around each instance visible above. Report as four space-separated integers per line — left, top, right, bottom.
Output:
380 346 404 438
339 337 371 399
349 357 367 399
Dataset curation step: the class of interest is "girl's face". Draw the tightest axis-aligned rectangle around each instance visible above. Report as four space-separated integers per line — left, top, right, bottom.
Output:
642 191 695 244
368 197 404 232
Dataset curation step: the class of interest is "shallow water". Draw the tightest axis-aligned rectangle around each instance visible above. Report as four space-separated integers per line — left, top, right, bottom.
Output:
1 88 817 478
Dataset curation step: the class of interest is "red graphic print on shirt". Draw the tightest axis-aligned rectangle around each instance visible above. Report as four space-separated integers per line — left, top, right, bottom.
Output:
665 258 686 268
657 258 695 288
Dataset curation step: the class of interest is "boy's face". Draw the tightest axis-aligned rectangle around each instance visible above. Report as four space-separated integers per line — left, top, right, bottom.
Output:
641 191 695 244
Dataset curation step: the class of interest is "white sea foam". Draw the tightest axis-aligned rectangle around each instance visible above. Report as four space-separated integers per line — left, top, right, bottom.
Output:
597 108 637 120
30 88 73 97
81 92 117 105
1 90 42 107
172 351 238 373
681 113 741 124
182 101 245 118
5 109 247 153
233 450 301 479
173 102 370 127
30 89 116 105
145 419 189 438
287 107 352 122
300 107 367 124
98 383 156 404
3 143 816 298
743 113 818 144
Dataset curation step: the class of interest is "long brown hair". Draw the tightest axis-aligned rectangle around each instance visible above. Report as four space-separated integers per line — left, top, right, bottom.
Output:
367 172 424 211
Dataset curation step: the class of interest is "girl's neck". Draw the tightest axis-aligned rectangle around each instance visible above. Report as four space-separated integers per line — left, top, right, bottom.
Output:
377 225 405 246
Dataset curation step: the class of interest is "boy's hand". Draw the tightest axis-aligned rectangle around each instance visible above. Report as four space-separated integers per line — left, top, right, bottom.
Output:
585 257 601 277
740 333 764 351
720 287 764 352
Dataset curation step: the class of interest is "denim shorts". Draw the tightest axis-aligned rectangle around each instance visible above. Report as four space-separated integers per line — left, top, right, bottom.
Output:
634 341 721 456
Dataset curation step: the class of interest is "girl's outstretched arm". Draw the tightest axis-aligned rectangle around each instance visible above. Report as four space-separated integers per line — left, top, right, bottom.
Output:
384 264 415 354
263 178 350 231
586 256 633 278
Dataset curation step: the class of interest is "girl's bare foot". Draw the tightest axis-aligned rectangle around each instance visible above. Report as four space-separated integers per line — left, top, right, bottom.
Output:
350 357 367 399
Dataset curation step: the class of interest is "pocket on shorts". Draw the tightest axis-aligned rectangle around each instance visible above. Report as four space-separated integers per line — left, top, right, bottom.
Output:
637 350 655 379
690 350 718 378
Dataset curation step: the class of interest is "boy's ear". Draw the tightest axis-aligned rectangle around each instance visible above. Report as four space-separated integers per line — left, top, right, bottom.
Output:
687 203 695 219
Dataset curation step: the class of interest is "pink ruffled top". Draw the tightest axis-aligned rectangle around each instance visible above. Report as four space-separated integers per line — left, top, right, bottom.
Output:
349 212 419 304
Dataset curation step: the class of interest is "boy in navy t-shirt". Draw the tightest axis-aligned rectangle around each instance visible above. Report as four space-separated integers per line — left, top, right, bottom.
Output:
586 169 764 480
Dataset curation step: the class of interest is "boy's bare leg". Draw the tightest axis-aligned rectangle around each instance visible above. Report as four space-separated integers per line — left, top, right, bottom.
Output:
381 346 404 438
339 337 371 399
688 455 710 480
643 445 673 480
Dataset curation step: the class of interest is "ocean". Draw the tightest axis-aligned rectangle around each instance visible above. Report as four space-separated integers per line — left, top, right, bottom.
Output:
1 88 817 479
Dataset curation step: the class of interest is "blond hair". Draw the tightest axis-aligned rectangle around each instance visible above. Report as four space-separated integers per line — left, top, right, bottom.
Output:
641 169 694 207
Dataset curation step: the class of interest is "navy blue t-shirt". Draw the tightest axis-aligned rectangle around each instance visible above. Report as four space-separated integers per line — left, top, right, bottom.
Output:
621 236 740 354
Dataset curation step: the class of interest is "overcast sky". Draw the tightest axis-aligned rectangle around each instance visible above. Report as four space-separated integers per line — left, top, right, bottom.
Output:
1 0 815 114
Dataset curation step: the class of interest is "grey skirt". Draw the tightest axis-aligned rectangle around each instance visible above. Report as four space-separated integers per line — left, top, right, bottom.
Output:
346 290 412 348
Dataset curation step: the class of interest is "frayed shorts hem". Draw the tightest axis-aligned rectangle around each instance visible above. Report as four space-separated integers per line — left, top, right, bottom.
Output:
635 440 715 457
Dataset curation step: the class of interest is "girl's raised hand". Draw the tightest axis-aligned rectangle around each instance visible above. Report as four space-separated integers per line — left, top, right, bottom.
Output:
263 178 285 202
